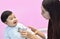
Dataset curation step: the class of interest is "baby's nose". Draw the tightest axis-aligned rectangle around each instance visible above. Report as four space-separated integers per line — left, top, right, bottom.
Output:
14 18 17 20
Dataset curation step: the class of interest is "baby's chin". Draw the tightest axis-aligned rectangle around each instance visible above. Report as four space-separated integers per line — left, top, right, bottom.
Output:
10 23 17 27
13 23 17 26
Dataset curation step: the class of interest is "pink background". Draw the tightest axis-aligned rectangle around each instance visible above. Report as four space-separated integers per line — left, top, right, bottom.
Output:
0 0 48 39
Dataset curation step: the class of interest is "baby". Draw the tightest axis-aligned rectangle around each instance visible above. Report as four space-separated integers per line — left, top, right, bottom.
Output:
1 10 34 39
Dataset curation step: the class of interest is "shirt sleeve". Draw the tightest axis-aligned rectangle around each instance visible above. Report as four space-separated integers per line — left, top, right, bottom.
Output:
21 23 34 34
18 23 34 34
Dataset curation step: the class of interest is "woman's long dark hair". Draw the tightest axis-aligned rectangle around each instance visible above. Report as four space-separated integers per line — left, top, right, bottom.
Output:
42 0 60 39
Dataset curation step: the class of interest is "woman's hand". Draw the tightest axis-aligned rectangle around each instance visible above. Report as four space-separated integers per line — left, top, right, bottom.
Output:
20 30 33 38
20 30 28 37
20 30 40 39
28 26 37 32
28 26 45 39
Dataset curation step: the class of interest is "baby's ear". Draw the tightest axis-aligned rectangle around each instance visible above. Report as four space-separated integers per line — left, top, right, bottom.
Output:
4 22 7 24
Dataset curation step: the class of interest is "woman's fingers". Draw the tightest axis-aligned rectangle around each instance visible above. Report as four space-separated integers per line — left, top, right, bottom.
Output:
20 31 27 37
28 26 37 32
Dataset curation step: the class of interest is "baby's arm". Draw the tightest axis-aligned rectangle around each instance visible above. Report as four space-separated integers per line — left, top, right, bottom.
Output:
18 23 40 39
5 30 10 39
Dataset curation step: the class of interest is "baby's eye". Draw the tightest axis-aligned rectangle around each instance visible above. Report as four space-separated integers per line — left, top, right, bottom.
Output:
10 18 13 20
14 16 16 18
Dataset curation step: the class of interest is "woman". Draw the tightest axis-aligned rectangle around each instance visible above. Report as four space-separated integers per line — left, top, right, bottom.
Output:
29 0 60 39
42 0 60 39
21 0 60 39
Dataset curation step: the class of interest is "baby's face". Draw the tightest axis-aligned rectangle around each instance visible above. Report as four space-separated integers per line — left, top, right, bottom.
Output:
5 13 18 27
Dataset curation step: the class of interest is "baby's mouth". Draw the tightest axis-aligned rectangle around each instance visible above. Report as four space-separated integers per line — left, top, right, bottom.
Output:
14 21 17 24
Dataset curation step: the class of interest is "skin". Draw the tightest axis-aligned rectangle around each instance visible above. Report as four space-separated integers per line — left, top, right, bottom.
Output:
20 30 40 39
41 6 50 19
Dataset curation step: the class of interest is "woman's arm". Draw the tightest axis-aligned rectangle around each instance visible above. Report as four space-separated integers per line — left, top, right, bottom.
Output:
28 26 46 39
35 30 45 39
27 32 40 39
20 29 40 39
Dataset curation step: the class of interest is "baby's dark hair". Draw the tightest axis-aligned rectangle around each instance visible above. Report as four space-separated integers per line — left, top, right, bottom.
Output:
1 10 12 23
